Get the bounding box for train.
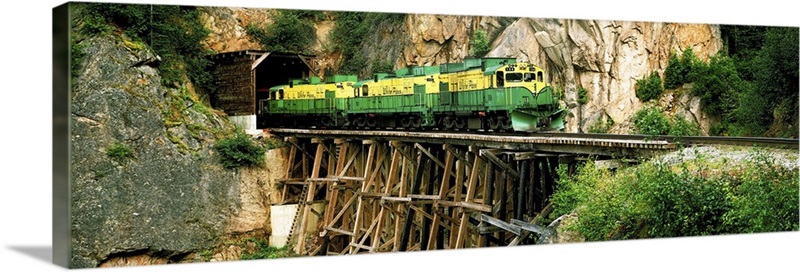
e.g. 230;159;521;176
257;57;566;132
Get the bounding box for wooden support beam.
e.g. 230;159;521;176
507;203;553;246
426;151;454;250
407;194;441;200
482;162;496;247
399;153;427;251
479;214;521;236
444;144;472;168
510;219;552;236
456;154;483;249
323;226;355;237
480;149;520;180
516;159;529;220
391;141;418;167
295;142;325;254
416;143;457;179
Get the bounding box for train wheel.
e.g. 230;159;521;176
488;116;499;131
367;117;377;128
401;117;411;129
444;116;454;130
501;117;513;132
454;117;467;131
412;117;422;130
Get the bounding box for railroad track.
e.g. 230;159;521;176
266;128;798;150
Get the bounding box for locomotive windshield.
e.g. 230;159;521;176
524;73;534;82
506;73;523;82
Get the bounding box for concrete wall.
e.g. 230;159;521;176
269;204;297;247
228;115;256;132
269;203;326;248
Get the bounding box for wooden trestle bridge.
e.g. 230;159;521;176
265;128;796;256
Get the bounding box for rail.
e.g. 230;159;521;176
265;129;798;156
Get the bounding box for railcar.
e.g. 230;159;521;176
259;57;566;132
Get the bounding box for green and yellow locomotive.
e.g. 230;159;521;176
260;57;566;132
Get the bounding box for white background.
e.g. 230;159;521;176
1;0;798;271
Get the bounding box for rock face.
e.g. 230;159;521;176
489;19;722;133
69;34;284;268
199;7;722;133
199;7;272;53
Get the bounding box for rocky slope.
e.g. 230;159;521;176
70;34;286;268
199;8;722;134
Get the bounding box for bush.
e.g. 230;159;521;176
247;10;315;54
632;105;670;136
688;54;740;116
240;238;294;260
587;115;614;133
470;29;490;57
215;132;267;169
76;3;216;90
577;86;589;105
330;11;406;76
668;116;701;137
106;142;133;160
663;53;682;89
722;151;799;232
550;149;799;242
635;71;664;102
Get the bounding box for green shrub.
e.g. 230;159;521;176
106;142;133;160
632;105;670;136
330;11;406;76
248;10;316;54
577;86;589;105
723;151;799;232
663;48;699;90
240;239;293;260
668;117;701;137
635;71;664;102
76;3;216;90
587;116;614;133
215;132;267;169
550;149;799;242
688;54;740;116
470;29;490;57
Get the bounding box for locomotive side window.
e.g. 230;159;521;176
354;88;359;97
279;89;284;100
496;71;504;87
538;71;544;82
270;91;276;100
363;85;369;96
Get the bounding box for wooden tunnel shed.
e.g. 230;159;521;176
209;50;316;130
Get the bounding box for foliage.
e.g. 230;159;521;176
587;115;614;133
722;150;800;232
247;10;316;54
750;27;799;138
469;29;491;57
632;105;670;136
330;11;406;75
665;26;798;138
240;239;294;260
75;3;216;90
214;131;267;169
668;116;702;137
106;142;133;161
688;54;740;117
632;106;701;137
577;86;589;105
550;149;799;242
635;71;663;102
